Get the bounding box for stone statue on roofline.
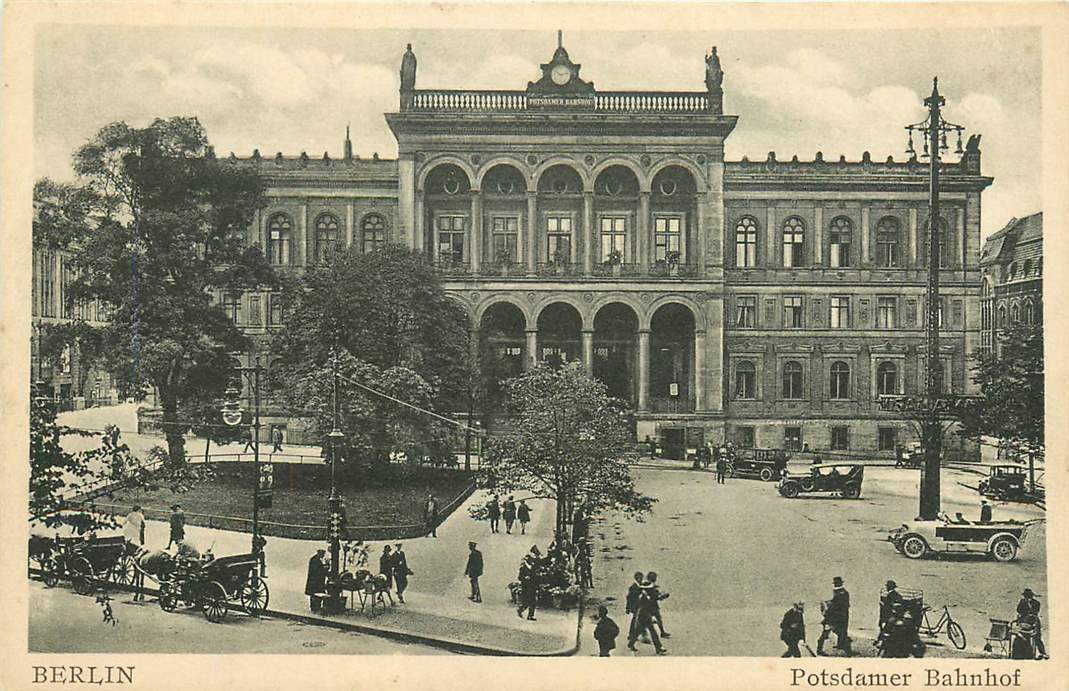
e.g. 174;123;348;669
705;46;723;92
400;43;417;92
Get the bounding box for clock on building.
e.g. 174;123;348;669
551;64;572;85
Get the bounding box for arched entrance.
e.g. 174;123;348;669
423;163;472;267
593;303;639;404
649;303;695;413
537;302;583;368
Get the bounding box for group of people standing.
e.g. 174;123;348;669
779;576;851;657
592;570;671;656
485;495;532;535
304;542;413;611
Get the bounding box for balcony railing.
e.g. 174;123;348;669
405;89;713;114
649;396;695;414
536;262;580;277
481;262;525;278
435;261;700;280
436;260;472;277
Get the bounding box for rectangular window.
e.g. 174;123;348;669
735;296;757;328
222;293;242;324
437;215;466;264
268;294;285;327
735;426;755;449
877;297;897;329
830;426;849;451
829;237;851;268
249;296;262;326
61;261;74;319
830;296;850;329
653;215;682;262
784;427;803;452
878;427;898;452
599;216;627;262
491;216;519;264
41;252;56;318
546;215;572;263
784;296;804;328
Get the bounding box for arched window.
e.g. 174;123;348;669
1009;262;1018;279
1011;303;1020;324
923;218;951;268
782;217;805;268
1023;301;1035;325
267;213;292;265
315;213;339;262
735;216;759;268
782;361;804;399
997;305;1007;329
876;361;899;396
875;217;900;268
829;361;851;400
735;361;756;399
361;214;387;253
829;216;852;268
1023;259;1033;276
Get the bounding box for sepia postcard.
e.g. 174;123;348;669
1;2;1067;690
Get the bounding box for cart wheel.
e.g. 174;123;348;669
990;537;1018;562
779;482;800;498
947;621;967;650
842;483;860;499
202;581;229;623
901;535;928;559
158;583;178;612
71;557;94;595
112;555;134;586
240;576;270;615
759;468;774;482
41;559;59;587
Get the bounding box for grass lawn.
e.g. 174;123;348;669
105;463;474;535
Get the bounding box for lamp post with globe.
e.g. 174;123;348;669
223;357;265;562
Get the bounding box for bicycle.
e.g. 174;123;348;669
918;604;967;650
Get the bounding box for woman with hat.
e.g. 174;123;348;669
166;504;185;549
1016;588;1047;658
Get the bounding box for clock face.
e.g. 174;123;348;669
551;65;572;86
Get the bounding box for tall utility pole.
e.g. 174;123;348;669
326;350;346;606
905;78;964;520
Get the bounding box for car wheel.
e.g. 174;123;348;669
779;482;800;498
759;468;774;482
842;483;860;499
901;535;928;559
990;537;1018;562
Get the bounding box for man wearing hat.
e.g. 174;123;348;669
464;541;483;603
392;543;412;603
980;499;993;523
879;580;904;629
305;548;328;611
166;504;185;549
1016;588;1047;658
817;576;851;656
516;552;540;620
780;601;806;657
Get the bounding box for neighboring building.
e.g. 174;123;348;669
979;212;1042;355
71;38;992;457
30;248;117;409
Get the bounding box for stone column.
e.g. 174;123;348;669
861;206;871;267
706;154;725;268
398;157;416;247
704;298;724;412
638;191;651;268
527;191;538;275
813;206;824;265
526;329;539;370
583;191;594;275
470;190;482;273
345;201;355;248
415;190;425;256
909;207;918;267
638;329;651;411
252;208;263;249
300;202;310;265
766;206;778;266
582;329;595;376
956;207;966;269
695;192;707;278
694;329;707;411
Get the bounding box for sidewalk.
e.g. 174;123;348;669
131;487;578;655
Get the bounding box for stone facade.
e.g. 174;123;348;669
979;212;1042;356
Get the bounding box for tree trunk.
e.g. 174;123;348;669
159;386;186;465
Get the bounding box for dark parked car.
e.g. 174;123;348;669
977;464;1028;501
727;449;789;481
778;463;865;499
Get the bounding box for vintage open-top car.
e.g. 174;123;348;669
887;515;1036;562
727;449;790;482
777;463;864;499
977;464;1028;501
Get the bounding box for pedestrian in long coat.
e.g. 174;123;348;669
516;554;540;620
424;494;439;538
817;576;851;655
624;571;645;643
627;584;667;654
1016;588;1047;658
502;496;517;534
517;500;532;535
594;605;620;657
780;601;806;657
305;549;328;612
487;496;501;534
392;543;412;603
715;454;727;484
166;504;185;549
464;541;483;602
379;545;394;591
271;427;284;453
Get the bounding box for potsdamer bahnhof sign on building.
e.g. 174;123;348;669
227;38;991;458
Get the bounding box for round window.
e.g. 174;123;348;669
443;176;461;195
496;179;515;195
659;179;678;196
552;179;569;194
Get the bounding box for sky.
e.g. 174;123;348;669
34;25;1041;238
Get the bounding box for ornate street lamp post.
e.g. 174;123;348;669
325;351;347;611
904;78;965;521
224;357;265;565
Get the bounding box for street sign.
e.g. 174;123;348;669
256;462;274;508
877;394;981;416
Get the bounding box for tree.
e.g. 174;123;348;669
272;244;473;467
959;322;1044;449
482;362;655;538
38;117;275;464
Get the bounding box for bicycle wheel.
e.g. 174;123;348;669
947;621;967;650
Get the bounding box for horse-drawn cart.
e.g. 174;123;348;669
154;553;269;623
30;533;133;595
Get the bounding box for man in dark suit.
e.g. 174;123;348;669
593;605;620;657
627;583;667;655
516;553;539;620
780;601;806;657
424;494;439;538
879;580;904;629
624;571;646;644
1016;588;1047;658
817;576;851;655
980;500;993;523
464;541;483;602
392;543;412;603
305;549;328;612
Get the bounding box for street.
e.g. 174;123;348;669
581;462;1047;657
28;580;444;655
